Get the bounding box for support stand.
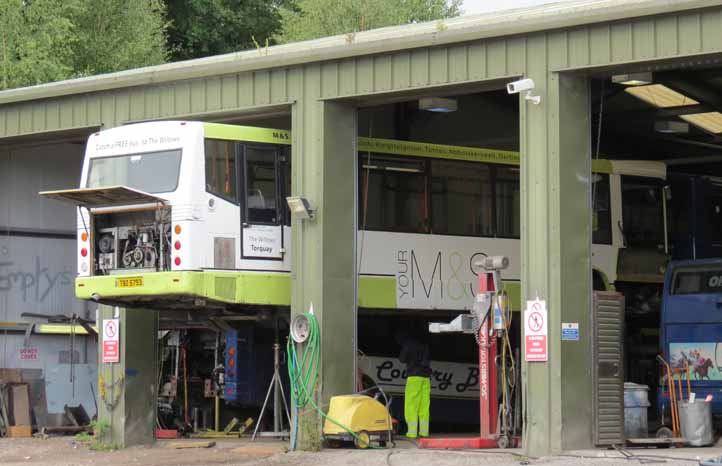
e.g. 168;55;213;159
251;342;291;440
421;257;518;449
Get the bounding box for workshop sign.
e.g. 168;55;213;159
102;319;120;363
524;299;548;362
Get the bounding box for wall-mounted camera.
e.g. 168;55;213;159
506;78;541;105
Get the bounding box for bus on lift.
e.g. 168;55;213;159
40;120;671;315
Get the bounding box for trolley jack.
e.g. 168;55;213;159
421;255;520;449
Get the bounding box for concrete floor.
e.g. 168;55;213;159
1;436;721;466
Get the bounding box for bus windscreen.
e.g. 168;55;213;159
87;149;182;194
672;268;722;294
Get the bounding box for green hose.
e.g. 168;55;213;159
287;312;383;449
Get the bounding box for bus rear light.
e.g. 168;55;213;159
174;257;181;266
81;248;88;257
174;225;181;234
81;232;88;242
174;241;181;250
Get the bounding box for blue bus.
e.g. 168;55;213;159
658;258;722;429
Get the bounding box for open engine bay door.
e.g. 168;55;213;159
39;186;167;208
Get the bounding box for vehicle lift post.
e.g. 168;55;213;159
419;256;510;449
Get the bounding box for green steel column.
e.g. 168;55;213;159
291;94;357;450
97;305;157;447
521;71;593;455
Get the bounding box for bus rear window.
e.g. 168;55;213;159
672;269;722;294
88;149;182;193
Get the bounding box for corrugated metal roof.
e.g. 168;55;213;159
0;0;716;105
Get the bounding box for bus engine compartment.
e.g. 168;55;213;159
91;207;172;275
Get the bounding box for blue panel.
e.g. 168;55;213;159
224;327;255;405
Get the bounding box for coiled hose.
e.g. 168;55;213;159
287;312;384;450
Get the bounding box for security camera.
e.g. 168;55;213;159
506;78;535;94
506;78;541;105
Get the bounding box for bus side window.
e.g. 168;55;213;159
244;145;279;225
205;139;238;203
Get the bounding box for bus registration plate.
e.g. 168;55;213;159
116;277;143;288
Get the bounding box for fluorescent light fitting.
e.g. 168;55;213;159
680;112;722;134
625;84;699;108
286;196;314;220
419;97;457;113
611;72;653;86
654;120;689;134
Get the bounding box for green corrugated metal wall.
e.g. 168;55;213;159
2;7;722;138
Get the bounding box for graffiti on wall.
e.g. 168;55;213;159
0;256;74;302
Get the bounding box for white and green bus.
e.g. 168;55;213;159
41;121;668;312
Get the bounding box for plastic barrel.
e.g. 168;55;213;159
624;383;650;439
679;401;713;446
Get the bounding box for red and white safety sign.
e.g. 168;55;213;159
102;319;120;363
524;299;548;362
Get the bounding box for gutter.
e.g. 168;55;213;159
0;0;718;105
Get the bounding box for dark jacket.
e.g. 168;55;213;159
399;337;431;378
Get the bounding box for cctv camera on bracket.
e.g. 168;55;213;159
506;78;541;105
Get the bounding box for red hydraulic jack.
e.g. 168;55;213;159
420;258;519;449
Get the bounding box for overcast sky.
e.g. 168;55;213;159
461;0;570;15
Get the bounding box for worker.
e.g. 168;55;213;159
397;325;431;439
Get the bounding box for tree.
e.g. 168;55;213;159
165;0;289;61
0;0;168;91
71;0;168;77
277;0;462;44
0;0;77;90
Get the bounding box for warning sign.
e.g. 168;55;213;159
102;319;120;363
524;299;548;362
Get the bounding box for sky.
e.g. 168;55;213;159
461;0;570;15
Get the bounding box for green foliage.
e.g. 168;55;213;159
75;420;114;450
71;0;168;77
276;0;462;44
0;0;168;90
165;0;289;61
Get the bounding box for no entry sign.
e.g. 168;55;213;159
524;299;548;362
102;319;120;363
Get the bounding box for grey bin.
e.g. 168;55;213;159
679;400;714;446
624;383;650;439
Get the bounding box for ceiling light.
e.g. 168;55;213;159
419;97;457;113
625;84;699;108
680;112;722;134
654;120;689;134
611;72;653;86
286;196;314;220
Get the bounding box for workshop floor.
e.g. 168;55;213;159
1;436;722;466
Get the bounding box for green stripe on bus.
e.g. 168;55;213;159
358;276;397;308
203;123;291;145
357;137;613;174
76;272;524;311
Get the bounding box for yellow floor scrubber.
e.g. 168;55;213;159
323;394;394;448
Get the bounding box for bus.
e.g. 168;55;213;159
41;120;671;313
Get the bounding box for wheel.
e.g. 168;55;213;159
354;431;371;449
497;435;510;449
656;426;674;439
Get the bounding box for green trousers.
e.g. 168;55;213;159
404;376;430;438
